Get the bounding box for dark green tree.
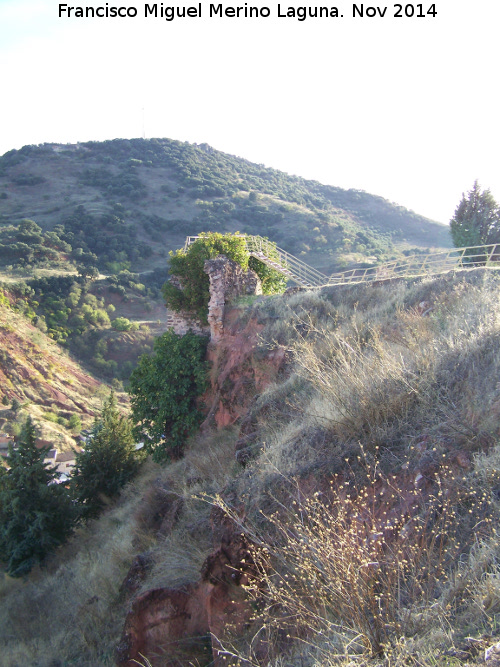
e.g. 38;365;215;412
450;181;500;248
71;393;140;518
0;417;76;577
128;330;208;461
77;264;100;280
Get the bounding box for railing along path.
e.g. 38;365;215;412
184;236;500;288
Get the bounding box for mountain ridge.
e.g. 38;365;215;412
0;137;451;276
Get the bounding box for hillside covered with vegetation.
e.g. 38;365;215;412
0;137;452;406
0;267;169;386
0;289;107;449
4;139;491;667
0;138;450;278
1;267;499;666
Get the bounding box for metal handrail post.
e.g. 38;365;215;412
487;244;497;266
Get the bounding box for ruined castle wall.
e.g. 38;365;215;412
168;255;262;342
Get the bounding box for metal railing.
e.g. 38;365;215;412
327;244;500;286
183;237;500;289
184;235;329;287
245;235;328;287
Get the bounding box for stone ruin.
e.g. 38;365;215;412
167;255;262;342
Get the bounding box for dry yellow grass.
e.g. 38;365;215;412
2;269;500;666
205;269;500;665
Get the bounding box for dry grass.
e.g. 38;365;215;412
210;444;499;663
0;425;241;665
205;270;500;665
2;269;500;666
238;272;500;485
0;460;159;665
134;428;240;594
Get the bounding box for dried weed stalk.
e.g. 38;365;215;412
211;448;498;662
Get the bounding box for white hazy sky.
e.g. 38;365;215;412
0;0;499;223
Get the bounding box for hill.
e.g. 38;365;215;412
0;270;176;449
0;294;104;449
1;268;499;666
0;138;451;277
0;269;170;377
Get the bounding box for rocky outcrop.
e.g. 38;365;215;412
203;318;287;429
116;584;212;666
119;553;155;599
116;528;255;667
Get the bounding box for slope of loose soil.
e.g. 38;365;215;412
0;300;107;448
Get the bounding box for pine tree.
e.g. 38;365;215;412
0;417;76;577
71;393;139;518
450;180;500;248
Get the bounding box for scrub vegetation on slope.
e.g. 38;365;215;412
0;138;451;278
1;270;500;666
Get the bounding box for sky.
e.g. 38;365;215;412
0;0;499;224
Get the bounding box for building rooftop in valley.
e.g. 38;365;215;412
57;451;76;463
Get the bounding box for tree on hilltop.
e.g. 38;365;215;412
450;181;500;248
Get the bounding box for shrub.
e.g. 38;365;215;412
213;448;498;661
67;414;82;433
111;316;133;331
0;288;10;307
128;329;208;461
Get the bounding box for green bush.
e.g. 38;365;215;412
111;316;133;331
128;329;208;461
68;414;82;433
0;288;10;307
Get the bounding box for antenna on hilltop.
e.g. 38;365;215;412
141;107;146;139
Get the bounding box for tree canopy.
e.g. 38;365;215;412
450;181;500;248
71;393;140;518
128;329;208;461
0;417;76;577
